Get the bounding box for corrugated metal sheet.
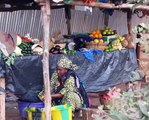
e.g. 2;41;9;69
0;10;43;39
0;8;149;39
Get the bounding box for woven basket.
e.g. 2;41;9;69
86;43;106;50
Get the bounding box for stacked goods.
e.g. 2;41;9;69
89;29;102;39
102;27;116;44
86;41;106;50
18;39;33;56
104;35;128;52
17;35;43;56
101;27;115;36
87;29;106;50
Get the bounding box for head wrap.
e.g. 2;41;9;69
57;55;78;70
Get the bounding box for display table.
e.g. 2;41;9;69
5;48;141;101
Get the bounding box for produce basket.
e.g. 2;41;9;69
86;42;106;50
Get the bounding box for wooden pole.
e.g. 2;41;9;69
126;10;135;48
104;13;109;27
127;10;132;36
41;0;51;120
65;5;71;35
0;78;5;120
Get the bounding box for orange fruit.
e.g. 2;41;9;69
94;34;99;38
98;34;102;38
99;39;104;44
94;39;99;43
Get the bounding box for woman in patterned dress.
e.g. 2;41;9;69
50;55;84;111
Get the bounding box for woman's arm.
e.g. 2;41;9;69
51;93;63;98
50;71;59;93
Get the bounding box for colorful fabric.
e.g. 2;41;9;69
38;56;88;111
57;55;78;70
50;72;83;111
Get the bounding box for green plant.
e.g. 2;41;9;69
94;86;149;120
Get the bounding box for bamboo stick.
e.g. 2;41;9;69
0;77;5;120
41;0;51;120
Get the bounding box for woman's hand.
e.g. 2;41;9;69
51;93;63;98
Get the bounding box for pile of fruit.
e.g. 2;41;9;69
101;27;115;36
89;29;102;39
90;39;104;44
104;35;127;52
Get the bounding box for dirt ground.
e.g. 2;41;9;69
6;80;147;120
6;101;21;120
6;101;82;120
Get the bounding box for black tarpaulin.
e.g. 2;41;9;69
5;48;141;102
0;52;6;78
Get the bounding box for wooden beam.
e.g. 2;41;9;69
41;0;51;120
66;1;149;11
0;77;5;120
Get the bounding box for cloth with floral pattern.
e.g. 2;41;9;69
57;55;78;70
50;71;83;111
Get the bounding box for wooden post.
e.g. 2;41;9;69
65;5;71;35
41;0;51;120
126;10;135;48
0;77;5;120
104;13;109;27
127;10;132;36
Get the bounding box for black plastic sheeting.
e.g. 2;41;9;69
5;48;140;102
0;55;6;78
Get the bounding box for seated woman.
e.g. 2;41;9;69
39;55;89;111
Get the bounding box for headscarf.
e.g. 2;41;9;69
57;55;78;70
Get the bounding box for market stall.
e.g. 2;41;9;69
0;0;149;120
5;48;139;101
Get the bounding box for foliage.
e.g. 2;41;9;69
6;53;17;66
93;86;149;120
133;23;149;53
